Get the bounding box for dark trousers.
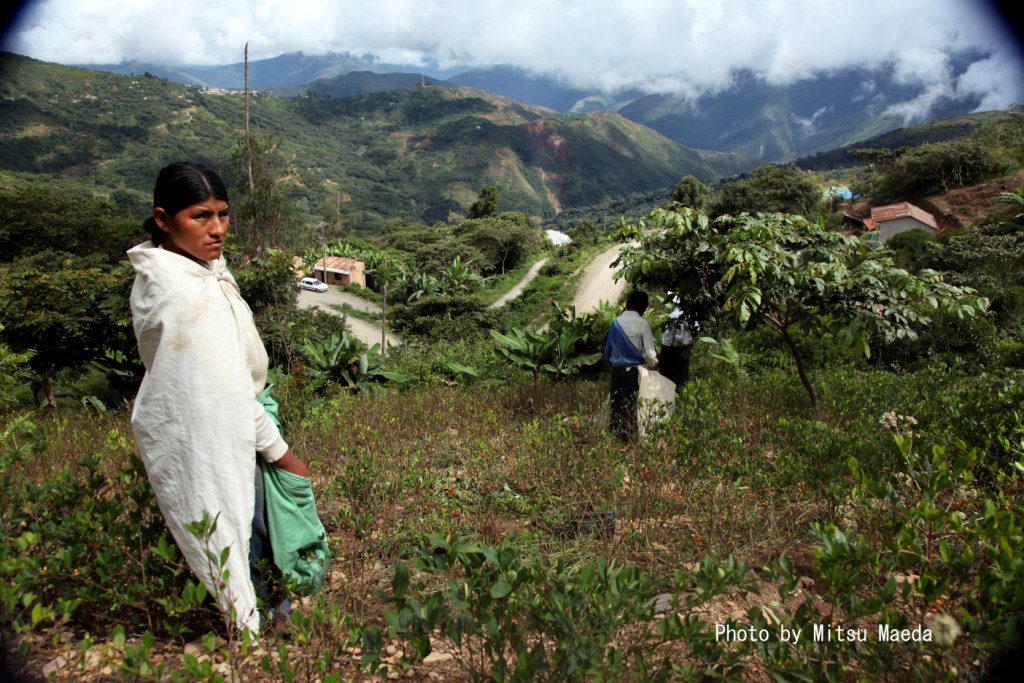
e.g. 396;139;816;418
658;345;692;388
609;366;640;442
250;459;273;586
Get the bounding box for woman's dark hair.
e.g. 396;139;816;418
143;162;229;245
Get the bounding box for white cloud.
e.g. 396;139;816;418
3;0;1022;103
956;50;1024;111
793;106;834;133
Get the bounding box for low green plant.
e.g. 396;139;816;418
300;332;414;393
372;535;752;681
491;325;602;385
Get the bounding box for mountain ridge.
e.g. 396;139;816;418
0;52;749;231
66;50;1009;163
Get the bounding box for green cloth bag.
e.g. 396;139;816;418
257;386;330;594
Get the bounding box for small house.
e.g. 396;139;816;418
312;256;366;288
870;202;938;243
841;212;877;238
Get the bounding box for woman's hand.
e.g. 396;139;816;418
273;449;309;477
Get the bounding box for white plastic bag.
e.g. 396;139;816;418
637;368;676;440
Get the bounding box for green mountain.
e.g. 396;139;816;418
796;110;1020;170
0;52;751;229
617;64;991;164
74;51;391;89
265;71;451;98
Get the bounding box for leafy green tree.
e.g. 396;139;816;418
670;175;710;209
232;249;304;367
875;140;1004;202
567;219;600;246
711;165;822;218
468;185;499;219
0;253;133;410
0;323;34;410
927;221;1024;333
388;294;502;342
885;229;937;273
614;208;989;406
230;133;301;254
849;148;905;197
317;193;350;240
0;184;137;264
459;213;541;275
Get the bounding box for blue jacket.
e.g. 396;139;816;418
604;318;646;367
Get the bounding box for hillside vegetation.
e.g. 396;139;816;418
0;52;747;231
1;55;1024;681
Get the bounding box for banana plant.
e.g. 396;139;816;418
490;328;552;385
404;270;442;302
543;328;603;379
491;326;603;384
441;255;484;294
300;332;414;392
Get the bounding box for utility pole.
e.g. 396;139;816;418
381;283;388;353
244;43;254;193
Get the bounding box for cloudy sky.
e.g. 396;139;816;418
3;0;1023;110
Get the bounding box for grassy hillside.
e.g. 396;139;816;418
798;110;1021;171
0;52;749;232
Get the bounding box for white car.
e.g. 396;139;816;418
299;277;328;293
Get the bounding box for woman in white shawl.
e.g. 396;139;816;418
128;162;309;635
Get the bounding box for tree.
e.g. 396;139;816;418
875;140;1004;202
670;175;710;210
468;185;499;219
230;133;301;254
711;165;822;218
568;219;600;246
613;208;989;407
0;253;133;410
0;184;137;264
926;219;1024;333
885;229;937;273
460;213;541;275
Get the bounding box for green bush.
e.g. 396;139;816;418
371;535;751;681
0;418;214;639
389;294;506;342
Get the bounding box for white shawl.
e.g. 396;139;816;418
128;242;285;634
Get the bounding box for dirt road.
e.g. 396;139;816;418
490;258;548;308
571;243;633;314
297;288;402;349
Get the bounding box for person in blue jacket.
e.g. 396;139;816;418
604;290;658;442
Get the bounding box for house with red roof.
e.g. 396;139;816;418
869;202;939;242
312;256;366;287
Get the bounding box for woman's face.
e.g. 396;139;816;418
154;198;229;263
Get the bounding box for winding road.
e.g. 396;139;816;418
570;242;633;314
296;243;630;347
490;258;548;308
296;288;402;349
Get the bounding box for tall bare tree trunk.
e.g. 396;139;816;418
245;43;254;193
